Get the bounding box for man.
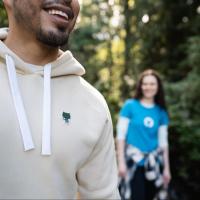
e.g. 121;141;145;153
0;0;120;199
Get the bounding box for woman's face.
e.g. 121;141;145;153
141;75;158;100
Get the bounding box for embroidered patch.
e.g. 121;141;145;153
62;112;71;123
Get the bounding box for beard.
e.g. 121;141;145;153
36;27;69;47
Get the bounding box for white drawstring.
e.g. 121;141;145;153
6;55;52;155
6;55;35;151
42;64;52;155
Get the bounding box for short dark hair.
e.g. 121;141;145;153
134;69;167;110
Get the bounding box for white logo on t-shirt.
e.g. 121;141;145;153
144;117;154;128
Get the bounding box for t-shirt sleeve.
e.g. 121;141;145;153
160;109;169;126
119;100;132;119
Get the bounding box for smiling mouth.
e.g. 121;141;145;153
48;9;69;20
43;3;74;22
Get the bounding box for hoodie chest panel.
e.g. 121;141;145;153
0;71;79;196
0;70;104;173
50;77;105;167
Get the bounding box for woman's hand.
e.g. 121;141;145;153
163;167;171;187
118;160;127;178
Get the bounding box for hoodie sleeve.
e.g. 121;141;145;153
77;112;120;199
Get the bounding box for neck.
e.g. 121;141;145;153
140;97;155;105
4;28;61;66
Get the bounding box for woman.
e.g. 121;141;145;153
117;69;171;200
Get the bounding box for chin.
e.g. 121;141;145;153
144;95;155;99
37;27;70;47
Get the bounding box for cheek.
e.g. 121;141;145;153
20;1;38;17
15;2;39;24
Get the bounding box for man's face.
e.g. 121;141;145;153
12;0;80;47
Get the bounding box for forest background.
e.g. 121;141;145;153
0;0;200;199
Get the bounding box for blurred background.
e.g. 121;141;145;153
0;0;200;199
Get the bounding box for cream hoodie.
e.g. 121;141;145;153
0;28;120;199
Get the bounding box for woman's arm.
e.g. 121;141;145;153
162;146;171;187
116;117;130;177
117;139;127;177
158;125;171;186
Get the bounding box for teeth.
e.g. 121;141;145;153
48;9;69;20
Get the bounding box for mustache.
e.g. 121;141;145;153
43;0;72;5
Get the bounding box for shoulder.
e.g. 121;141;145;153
156;105;169;124
79;77;106;103
119;98;138;117
78;77;110;117
124;98;137;106
122;98;138;109
157;105;168;116
62;75;106;103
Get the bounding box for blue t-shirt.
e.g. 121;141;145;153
120;99;169;152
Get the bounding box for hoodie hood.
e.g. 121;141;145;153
0;28;85;156
0;28;85;77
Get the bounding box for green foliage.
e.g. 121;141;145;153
0;1;8;27
185;36;200;72
164;32;200;198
